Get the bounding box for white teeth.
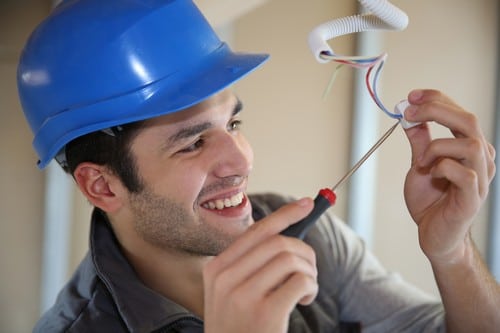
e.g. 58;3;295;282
215;200;225;210
230;195;240;206
203;192;244;210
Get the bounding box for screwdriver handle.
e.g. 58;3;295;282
281;188;336;239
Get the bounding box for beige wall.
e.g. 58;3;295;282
0;0;497;331
235;0;498;299
0;2;50;332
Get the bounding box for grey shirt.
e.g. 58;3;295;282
33;193;445;332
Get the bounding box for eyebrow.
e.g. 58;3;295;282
166;98;244;147
233;99;243;116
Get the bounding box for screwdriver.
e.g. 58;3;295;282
281;120;400;239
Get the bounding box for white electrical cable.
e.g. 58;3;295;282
308;0;408;63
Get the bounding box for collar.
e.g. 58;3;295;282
89;209;201;333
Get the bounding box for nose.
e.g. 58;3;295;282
213;132;253;179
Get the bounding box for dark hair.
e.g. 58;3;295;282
62;122;145;193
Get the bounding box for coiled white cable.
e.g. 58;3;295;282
308;0;408;63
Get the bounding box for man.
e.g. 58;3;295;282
18;0;499;332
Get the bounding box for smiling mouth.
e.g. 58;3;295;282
202;192;244;210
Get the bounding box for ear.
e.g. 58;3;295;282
73;162;125;213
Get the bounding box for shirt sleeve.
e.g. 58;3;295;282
309;212;446;333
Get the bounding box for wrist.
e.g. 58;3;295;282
428;233;475;272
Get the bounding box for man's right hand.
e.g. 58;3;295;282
203;198;318;333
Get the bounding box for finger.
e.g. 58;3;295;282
234;250;317;305
484;142;496;182
487;141;496;162
207;236;316;300
204;198;314;284
267;272;319;316
430;158;481;217
405;89;493;187
403;121;432;165
406;90;482;139
408;89;460;108
419;137;489;197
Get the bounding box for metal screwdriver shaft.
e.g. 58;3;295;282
331;120;400;192
282;120;400;239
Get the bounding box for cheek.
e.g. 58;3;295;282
162;164;208;203
137;155;207;206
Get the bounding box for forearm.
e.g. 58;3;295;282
431;235;500;332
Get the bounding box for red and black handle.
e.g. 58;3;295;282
280;188;336;239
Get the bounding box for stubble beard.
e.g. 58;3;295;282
129;186;251;257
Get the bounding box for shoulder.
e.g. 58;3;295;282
33;254;127;333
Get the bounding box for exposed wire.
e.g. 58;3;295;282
320;51;402;119
308;0;408;120
322;64;345;100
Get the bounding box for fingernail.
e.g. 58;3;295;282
410;89;423;101
297;197;311;206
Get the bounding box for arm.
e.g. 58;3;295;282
432;237;500;332
402;89;500;332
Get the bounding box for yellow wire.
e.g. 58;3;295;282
322;63;344;100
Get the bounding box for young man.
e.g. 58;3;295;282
18;0;499;332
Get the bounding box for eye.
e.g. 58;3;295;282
228;119;242;132
178;137;205;153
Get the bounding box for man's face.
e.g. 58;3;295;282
125;89;255;257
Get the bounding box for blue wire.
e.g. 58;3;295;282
371;60;402;119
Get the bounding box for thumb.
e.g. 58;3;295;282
401;90;434;164
403;120;432;165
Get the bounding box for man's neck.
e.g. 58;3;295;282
116;229;210;318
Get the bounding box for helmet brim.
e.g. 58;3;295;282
34;44;269;168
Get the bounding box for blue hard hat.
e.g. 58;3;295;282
17;0;269;168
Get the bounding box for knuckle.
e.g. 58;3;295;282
274;237;317;267
463;112;479;129
295;272;318;291
278;251;302;268
426;139;442;155
488;142;496;159
463;169;478;185
272;235;292;250
465;137;483;154
303;244;317;266
489;160;496;179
